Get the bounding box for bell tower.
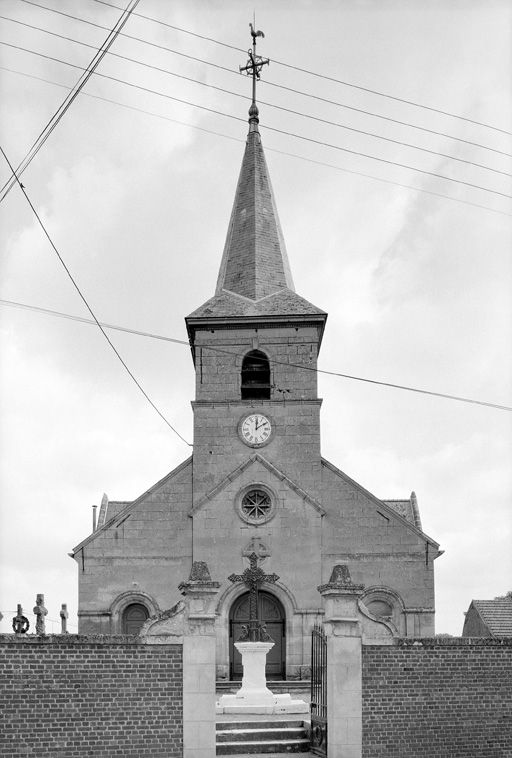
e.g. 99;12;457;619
186;89;327;509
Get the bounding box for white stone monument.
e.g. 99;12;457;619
216;554;308;715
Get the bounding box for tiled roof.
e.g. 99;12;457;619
187;287;326;320
472;599;512;637
383;492;422;529
97;497;130;528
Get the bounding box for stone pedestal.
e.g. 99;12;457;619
235;641;275;703
216;641;308;715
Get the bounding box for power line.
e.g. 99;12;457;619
92;0;512;137
2;14;509;180
3;64;510;219
2;298;511;413
0;0;141;203
0;147;192;446
14;0;512;159
2;43;510;201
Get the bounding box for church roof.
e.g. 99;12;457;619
384;492;422;530
469;598;512;637
187;116;325;323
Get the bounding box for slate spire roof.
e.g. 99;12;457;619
187;110;325;322
215;124;294;301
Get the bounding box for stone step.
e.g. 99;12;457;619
216;739;310;755
217;721;306;731
216;719;310;755
217;680;310;694
217;727;307;743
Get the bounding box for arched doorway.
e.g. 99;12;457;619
122;603;149;634
229;591;285;680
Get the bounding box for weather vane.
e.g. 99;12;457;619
240;19;269;128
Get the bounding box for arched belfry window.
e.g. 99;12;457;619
241;350;270;399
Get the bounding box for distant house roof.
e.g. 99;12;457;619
467;598;512;637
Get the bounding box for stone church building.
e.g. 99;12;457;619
72;101;441;680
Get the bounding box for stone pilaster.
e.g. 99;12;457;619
179;562;221;758
318;564;365;758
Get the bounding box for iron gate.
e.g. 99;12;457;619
310;623;327;756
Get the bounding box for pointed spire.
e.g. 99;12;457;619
214;24;294;300
187;26;326;327
215;128;295;301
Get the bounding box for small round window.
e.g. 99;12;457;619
238;488;275;525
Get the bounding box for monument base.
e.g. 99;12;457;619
216;691;309;715
216;641;309;715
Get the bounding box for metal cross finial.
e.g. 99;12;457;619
228;552;279;641
240;22;269;130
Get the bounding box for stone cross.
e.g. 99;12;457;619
12;604;29;634
60;603;69;634
228;552;279;642
33;594;48;635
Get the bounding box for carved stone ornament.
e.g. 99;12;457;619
12;604;29;634
33;593;48;635
317;564;365;594
188;561;212;582
242;536;271;562
178;561;221;594
60;603;69;634
138;600;187;639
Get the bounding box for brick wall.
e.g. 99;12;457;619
362;637;512;758
0;635;182;758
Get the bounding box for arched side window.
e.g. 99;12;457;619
122;603;149;635
241;350;270;399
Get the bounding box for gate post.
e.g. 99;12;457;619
318;565;365;758
179;562;221;758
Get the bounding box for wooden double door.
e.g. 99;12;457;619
229;591;285;680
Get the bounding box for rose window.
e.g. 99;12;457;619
240;489;273;524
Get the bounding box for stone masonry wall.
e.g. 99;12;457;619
76;458;193;634
0;635;182;758
362;638;512;758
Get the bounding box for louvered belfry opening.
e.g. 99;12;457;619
241;350;271;399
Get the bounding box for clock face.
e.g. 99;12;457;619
240;413;272;447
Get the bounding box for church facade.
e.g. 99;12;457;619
72;101;441;680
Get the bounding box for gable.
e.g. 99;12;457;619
321;457;439;551
71;456;193;556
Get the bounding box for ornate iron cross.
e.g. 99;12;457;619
228;552;279;642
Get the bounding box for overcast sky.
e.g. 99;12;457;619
0;0;511;636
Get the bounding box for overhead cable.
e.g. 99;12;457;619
91;0;512;136
1;15;509;179
2;298;511;413
2;42;510;201
0;0;142;203
3;65;510;218
0;147;192;446
13;0;512;159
